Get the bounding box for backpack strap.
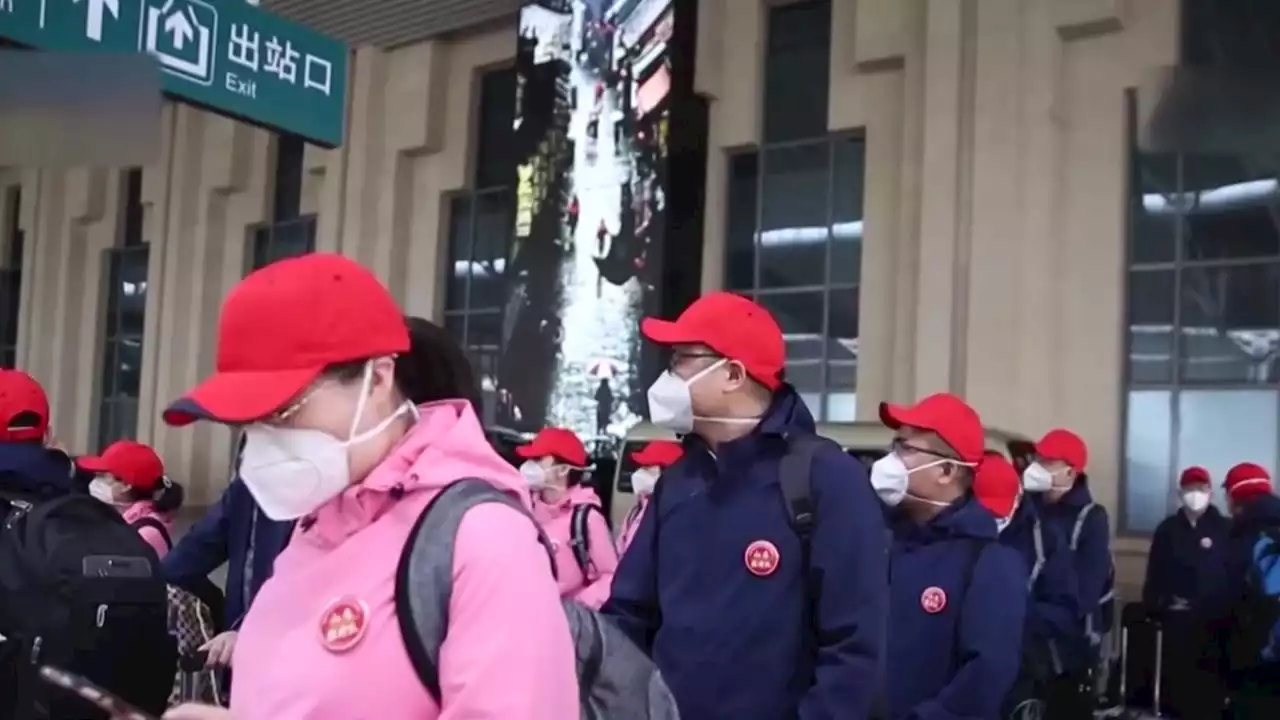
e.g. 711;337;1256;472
396;479;555;701
131;517;172;551
569;504;606;577
1069;503;1095;552
1028;518;1046;591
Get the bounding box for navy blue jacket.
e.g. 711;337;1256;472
1143;505;1230;615
1000;500;1082;656
1036;483;1111;642
602;388;889;720
887;497;1026;720
0;442;92;497
161;477;293;628
1207;495;1280;649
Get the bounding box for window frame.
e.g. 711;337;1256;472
1119;89;1280;534
0;185;22;367
97;168;149;448
244;134;316;273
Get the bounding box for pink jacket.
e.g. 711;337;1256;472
614;494;650;558
120;501;173;559
531;485;618;609
230;401;579;720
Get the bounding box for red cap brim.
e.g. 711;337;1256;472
75;456;111;473
514;444;542;459
879;401;918;429
163;366;324;426
641;317;700;345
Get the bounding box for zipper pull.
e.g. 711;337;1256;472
30;636;42;664
96;604;107;628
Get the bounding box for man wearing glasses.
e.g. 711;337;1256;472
604;292;889;720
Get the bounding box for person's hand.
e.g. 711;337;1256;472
162;704;233;719
200;630;238;667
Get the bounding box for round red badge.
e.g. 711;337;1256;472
319;597;370;653
920;586;947;614
1201;536;1213;549
744;540;781;577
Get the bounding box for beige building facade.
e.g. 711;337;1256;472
0;0;1182;586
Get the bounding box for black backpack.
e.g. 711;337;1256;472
396;479;680;719
0;489;177;719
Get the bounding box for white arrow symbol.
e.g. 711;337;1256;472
163;7;195;50
73;0;119;42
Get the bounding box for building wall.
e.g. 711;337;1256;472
7;0;1180;587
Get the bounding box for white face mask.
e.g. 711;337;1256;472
1022;462;1059;493
239;361;414;521
521;461;548;489
89;476;121;504
646;358;759;434
1181;489;1211;513
631;467;659;496
869;453;956;507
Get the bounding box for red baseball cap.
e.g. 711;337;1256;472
1179;466;1211;489
516;427;589;467
879;393;985;464
1224;462;1272;500
0;369;50;442
630;440;684;468
164;253;411;426
640;292;785;390
1035;429;1088;473
77;440;166;491
974;451;1020;518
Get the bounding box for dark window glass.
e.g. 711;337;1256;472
1130;152;1178;264
273;134;306;221
757;289;825;407
758;141;829;288
724;152;759;291
825;285;859;421
1128;269;1176;384
830;137;865;285
1;185;20;366
446;195;473;311
763;0;832;144
476;69;517;190
122;169;144;246
470;189;513;311
248;215;316;272
1178;262;1280;384
99;243;149;446
1181;154;1280;262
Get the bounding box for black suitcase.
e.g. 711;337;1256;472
1117;604;1166;718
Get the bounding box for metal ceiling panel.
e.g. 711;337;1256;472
263;0;521;48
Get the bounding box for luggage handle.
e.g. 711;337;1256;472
179;650;209;673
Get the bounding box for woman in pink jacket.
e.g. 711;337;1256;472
78;439;183;558
518;427;618;609
615;440;683;557
160;253;577;720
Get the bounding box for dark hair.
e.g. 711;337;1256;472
127;477;184;513
325;316;481;408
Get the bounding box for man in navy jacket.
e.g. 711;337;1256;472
161;439;293;656
603;292;889;720
872;393;1027;719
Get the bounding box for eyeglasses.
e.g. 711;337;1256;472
891;438;958;462
665;351;721;372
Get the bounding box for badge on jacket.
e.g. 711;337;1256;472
744;540;781;577
920;586;947;614
319;596;370;653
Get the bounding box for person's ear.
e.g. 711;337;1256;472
722;361;749;393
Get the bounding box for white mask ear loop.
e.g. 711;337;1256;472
346;361;376;440
687;358;763;425
344;359;415;446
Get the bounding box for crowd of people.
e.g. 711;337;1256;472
0;252;1279;719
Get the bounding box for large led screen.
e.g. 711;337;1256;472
498;0;674;449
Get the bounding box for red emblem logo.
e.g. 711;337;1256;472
1200;536;1213;549
921;586;947;614
319;597;370;653
744;540;781;577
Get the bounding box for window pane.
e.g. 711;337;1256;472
443;312;466;344
1128;269;1175;384
1177;389;1279;517
107;398;138;445
272;135;305;222
117;338;142;397
1182;154;1280;261
763;0;832;143
467;310;503;366
476;69;517;190
830;137;864;285
1178;262;1280;384
0;268;20;349
99;341;116;398
471;190;512;311
1124;389;1172;533
757;290;824;409
1130;152;1178;264
759;142;829;288
826;286;858;422
118;250;148;336
250;226;272;272
122;169;144;246
446;195;473;312
259;218;314;268
724;152;759;291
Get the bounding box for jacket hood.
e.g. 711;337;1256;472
0;443;80;496
895;495;999;546
537;483;601;514
568;484;601;507
1232;492;1280;536
305;400;528;546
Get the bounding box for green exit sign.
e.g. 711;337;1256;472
0;0;348;147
